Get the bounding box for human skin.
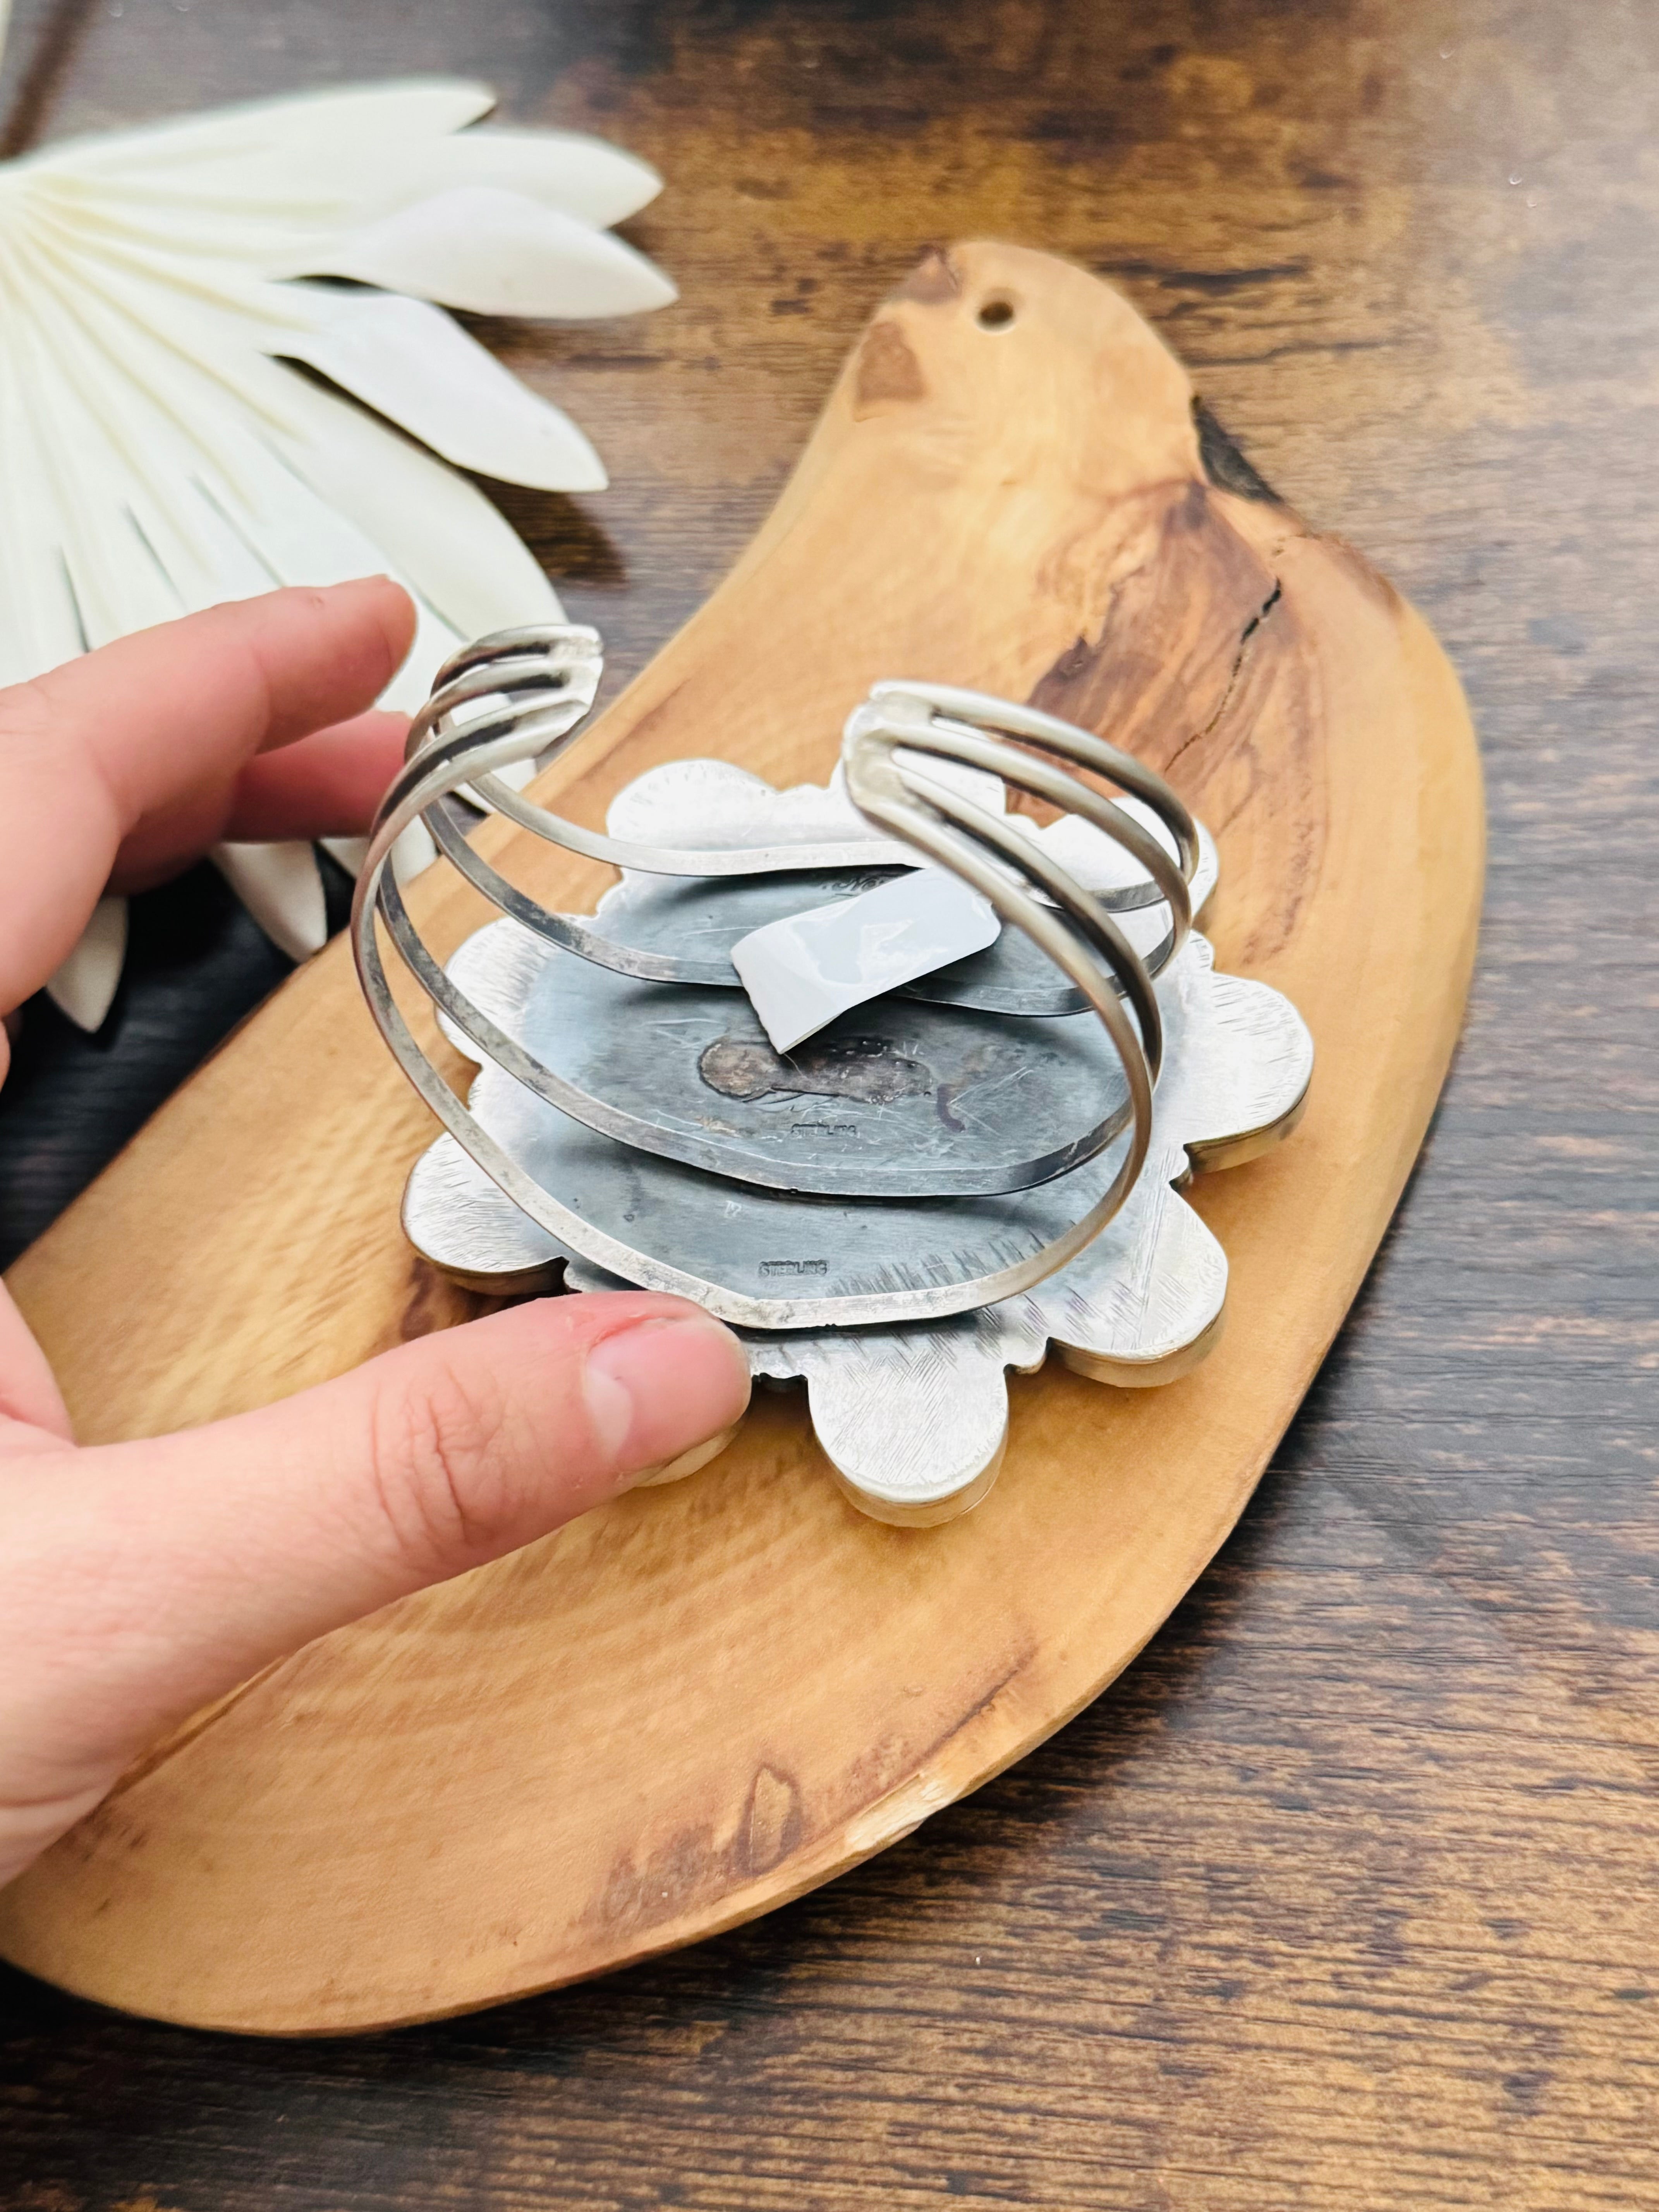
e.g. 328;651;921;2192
0;579;750;1888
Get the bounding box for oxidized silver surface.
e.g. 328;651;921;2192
359;626;1312;1522
433;938;1135;1200
405;768;1312;1524
355;630;1204;1329
522;773;1219;1019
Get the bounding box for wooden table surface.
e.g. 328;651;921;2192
1;0;1655;2205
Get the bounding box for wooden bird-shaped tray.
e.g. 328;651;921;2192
0;243;1483;2033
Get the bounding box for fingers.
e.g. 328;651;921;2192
110;711;409;890
34;576;414;789
0;1293;750;1874
223;712;409;845
0;1286;72;1439
0;581;415;1013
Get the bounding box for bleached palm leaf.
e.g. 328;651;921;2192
0;60;672;1026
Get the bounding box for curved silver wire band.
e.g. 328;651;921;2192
352;629;1192;1328
405;631;1197;1005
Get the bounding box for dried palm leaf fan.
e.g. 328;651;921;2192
0;14;674;1020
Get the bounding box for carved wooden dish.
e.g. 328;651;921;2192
0;242;1483;2034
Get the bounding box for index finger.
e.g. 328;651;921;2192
0;580;415;1016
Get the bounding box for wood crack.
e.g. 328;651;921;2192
1161;575;1284;779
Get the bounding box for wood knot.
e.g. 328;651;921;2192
744;1764;803;1874
896;246;961;303
853;319;927;416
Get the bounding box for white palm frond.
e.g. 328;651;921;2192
0;65;673;1027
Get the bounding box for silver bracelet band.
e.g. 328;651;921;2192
352;627;1198;1329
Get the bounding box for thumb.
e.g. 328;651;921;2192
0;1293;750;1881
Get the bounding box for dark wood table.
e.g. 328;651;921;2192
2;0;1655;2204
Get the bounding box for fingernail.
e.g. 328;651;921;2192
583;1313;752;1481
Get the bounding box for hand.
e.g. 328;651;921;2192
0;582;751;1890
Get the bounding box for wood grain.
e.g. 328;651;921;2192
0;234;1480;2033
1;0;1655;2203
